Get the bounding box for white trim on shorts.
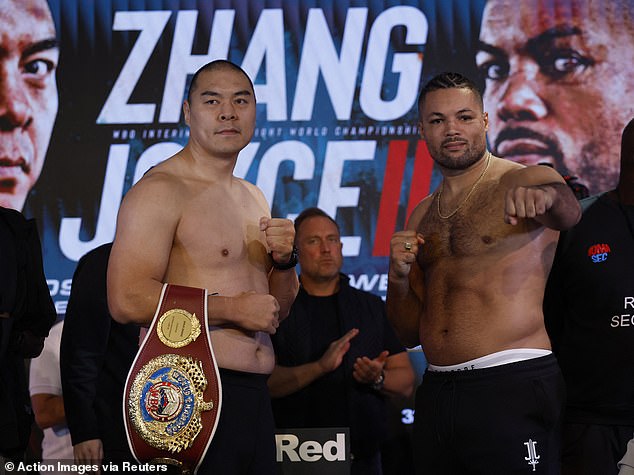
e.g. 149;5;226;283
427;348;552;372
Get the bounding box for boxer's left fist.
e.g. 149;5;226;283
260;217;295;263
504;185;554;225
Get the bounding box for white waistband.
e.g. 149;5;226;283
427;348;552;372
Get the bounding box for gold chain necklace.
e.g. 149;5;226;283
436;152;492;219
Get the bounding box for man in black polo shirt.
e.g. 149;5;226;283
269;207;414;475
545;117;634;474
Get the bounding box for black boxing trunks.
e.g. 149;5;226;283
413;353;564;474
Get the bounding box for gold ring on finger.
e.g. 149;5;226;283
404;242;412;251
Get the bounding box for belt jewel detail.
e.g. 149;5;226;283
128;354;214;453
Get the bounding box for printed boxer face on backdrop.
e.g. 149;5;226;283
477;0;634;195
0;0;58;210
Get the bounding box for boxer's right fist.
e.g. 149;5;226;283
389;231;424;279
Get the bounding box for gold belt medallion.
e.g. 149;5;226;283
156;308;201;349
128;354;214;453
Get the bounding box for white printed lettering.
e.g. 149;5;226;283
242;9;287;121
133;142;183;184
317;140;375;253
350;273;380;291
59;145;128;260
98;11;172;124
276;433;346;462
322;434;346;461
360;6;427;120
401;408;415;425
159;10;235;123
291;8;366;120
611;314;633;327
255;141;315;207
379;273;388;291
299;440;322;462
276;434;300;462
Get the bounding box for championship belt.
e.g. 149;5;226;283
123;284;222;474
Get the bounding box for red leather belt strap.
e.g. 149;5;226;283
123;284;222;474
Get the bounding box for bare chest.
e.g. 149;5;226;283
417;186;514;266
168;186;269;280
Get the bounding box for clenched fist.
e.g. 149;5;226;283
231;291;281;334
389;230;424;280
260;217;295;264
504;185;554;225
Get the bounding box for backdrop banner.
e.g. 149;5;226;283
32;0;490;313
